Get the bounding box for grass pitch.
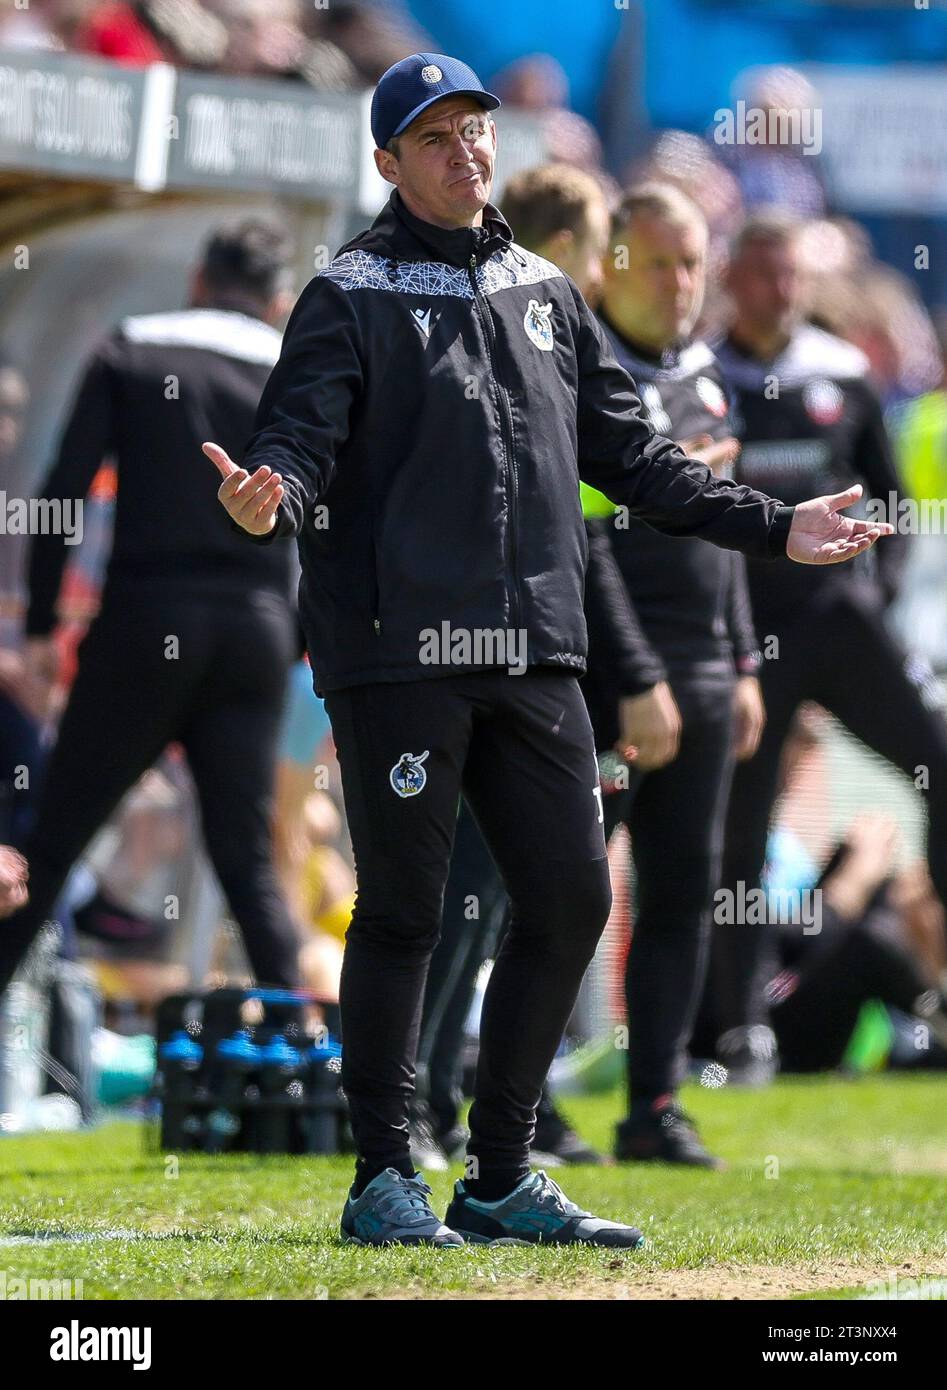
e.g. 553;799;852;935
1;1074;945;1300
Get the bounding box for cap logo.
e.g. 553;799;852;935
420;64;443;84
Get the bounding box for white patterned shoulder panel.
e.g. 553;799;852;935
319;246;563;300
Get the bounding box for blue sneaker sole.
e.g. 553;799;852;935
340;1231;464;1248
454;1228;648;1249
454;1232;531;1246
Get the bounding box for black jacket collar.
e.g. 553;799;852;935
599;308;684;370
341;188;513;270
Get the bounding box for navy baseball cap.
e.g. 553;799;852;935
371;52;501;150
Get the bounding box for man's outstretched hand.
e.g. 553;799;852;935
787;484;893;565
203;442;284;536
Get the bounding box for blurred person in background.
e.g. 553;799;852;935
695;704;947;1074
499;163;611;309
0;359;51;850
295;790;351;1003
0;356;31;595
580;181;764;1167
711;212;947;1083
629;130;745;253
626;132;744;339
309;0;433;85
492;54;605;173
0;0;95;53
0;637;53;847
73;0;191;65
203;0;356;88
891;311;947;510
765;815;947;1075
714;66;827;220
885;311;947;672
210;0;306;76
272;652;334;910
0;219;304;999
802;219;942;410
65;767;190;1008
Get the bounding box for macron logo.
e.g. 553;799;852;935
50;1321;151;1370
411;306;435;339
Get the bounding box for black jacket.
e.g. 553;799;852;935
580;324;764;751
27;307;295;638
240;190;794;694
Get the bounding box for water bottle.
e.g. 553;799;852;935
157;1031;203;1150
302;1037;343;1155
206;1031;261;1154
255;1033;302;1153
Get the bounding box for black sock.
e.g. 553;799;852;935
464;1166;530;1202
352;1156;415;1198
628;1092;675;1119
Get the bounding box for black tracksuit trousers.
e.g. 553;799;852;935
0;587;301;995
322;668;611;1176
418;678;736;1130
417;796;509;1137
603;680;736;1106
712;582;947;1036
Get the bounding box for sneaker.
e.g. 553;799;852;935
340;1168;464;1247
615;1098;725;1169
444;1169;645;1248
531;1100;609;1167
408;1099;449;1172
717;1024;778;1087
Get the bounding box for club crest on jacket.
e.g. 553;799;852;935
524;299;554;351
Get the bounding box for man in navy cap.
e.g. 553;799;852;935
204;53;889;1247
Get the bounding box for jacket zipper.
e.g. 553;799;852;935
468;251;522;634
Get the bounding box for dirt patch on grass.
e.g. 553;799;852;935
386;1259;947;1301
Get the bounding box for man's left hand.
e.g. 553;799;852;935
732;675;765;762
787;484;893;565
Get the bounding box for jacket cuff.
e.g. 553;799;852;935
615;659;668;699
766;504;795;558
227;510;282;545
735;651;762;676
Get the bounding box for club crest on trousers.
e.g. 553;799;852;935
390;749;430;797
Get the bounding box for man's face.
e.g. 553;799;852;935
727;237;805;338
603;212;707;346
375;97;497;229
551;199;610;305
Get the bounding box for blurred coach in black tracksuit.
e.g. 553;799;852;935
0;220;303;995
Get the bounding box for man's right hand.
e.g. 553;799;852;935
203;442;285;536
616;681;682;771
